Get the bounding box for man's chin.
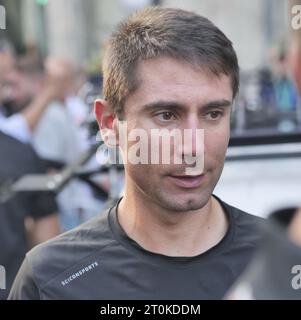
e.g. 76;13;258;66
158;192;211;212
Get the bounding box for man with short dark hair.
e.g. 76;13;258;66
9;7;264;300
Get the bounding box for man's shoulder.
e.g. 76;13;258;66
27;208;114;287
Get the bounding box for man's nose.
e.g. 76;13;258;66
176;116;205;159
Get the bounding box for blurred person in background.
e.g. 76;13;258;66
1;46;104;231
0;40;71;143
273;48;298;114
0;40;65;300
32;57;83;163
31;57;106;231
0;130;61;300
272;46;299;132
66;67;90;129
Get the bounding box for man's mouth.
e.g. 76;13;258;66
167;174;205;189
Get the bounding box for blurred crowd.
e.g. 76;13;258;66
232;46;301;135
0;38;109;227
0;38;112;298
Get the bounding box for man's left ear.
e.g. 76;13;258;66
94;99;118;147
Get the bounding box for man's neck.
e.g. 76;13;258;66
117;190;229;257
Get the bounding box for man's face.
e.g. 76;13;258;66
117;57;233;212
1;69;35;111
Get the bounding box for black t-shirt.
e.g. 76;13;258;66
0;132;58;299
8;196;264;300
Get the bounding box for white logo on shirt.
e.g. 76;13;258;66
61;261;99;286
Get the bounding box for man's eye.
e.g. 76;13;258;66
205;111;223;120
156;111;176;121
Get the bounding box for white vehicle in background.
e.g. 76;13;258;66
216;133;301;218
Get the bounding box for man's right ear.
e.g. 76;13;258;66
94;99;117;147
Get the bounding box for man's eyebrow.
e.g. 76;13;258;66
141;99;232;112
202;99;232;111
141;101;185;112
